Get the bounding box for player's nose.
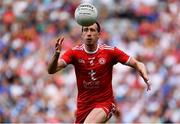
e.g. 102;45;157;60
87;31;91;36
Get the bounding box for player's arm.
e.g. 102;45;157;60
126;57;151;91
47;37;66;74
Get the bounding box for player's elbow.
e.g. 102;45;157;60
130;58;144;70
48;71;55;74
47;70;54;74
127;57;141;68
47;68;56;74
136;61;145;71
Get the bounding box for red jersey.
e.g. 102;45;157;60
61;44;130;110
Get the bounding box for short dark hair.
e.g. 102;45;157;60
82;21;101;32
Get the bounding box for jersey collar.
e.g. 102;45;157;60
83;44;99;54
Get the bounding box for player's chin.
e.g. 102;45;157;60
85;40;94;45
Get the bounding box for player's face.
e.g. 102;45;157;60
81;23;100;45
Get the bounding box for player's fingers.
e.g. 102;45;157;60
147;85;149;91
55;37;64;45
55;37;64;47
149;85;151;90
147;83;151;91
114;108;121;118
56;37;61;44
147;87;149;91
59;37;64;45
55;37;60;47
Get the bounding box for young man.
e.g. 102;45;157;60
47;22;151;123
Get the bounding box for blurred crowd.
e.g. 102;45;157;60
0;0;180;123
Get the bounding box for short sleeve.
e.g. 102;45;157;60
60;49;74;65
113;47;130;64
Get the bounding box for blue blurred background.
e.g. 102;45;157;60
0;0;179;123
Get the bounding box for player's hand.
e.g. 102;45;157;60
145;80;151;91
114;107;121;119
55;36;64;53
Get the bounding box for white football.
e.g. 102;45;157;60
74;3;98;26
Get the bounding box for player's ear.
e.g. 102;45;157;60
97;31;100;38
81;27;84;37
81;32;84;39
81;26;84;32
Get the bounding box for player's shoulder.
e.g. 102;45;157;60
99;44;114;51
72;44;84;51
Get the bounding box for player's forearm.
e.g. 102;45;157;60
128;57;149;83
135;62;149;83
47;52;60;74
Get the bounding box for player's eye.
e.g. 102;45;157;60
90;28;96;32
83;28;96;33
83;28;89;32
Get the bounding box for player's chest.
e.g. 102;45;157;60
74;53;111;69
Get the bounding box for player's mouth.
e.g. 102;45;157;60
87;38;92;41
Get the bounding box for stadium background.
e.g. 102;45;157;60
0;0;179;123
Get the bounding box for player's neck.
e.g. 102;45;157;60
84;43;98;53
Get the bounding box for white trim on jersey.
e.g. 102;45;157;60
103;47;114;50
59;58;67;66
125;56;131;65
83;44;99;54
99;44;114;50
